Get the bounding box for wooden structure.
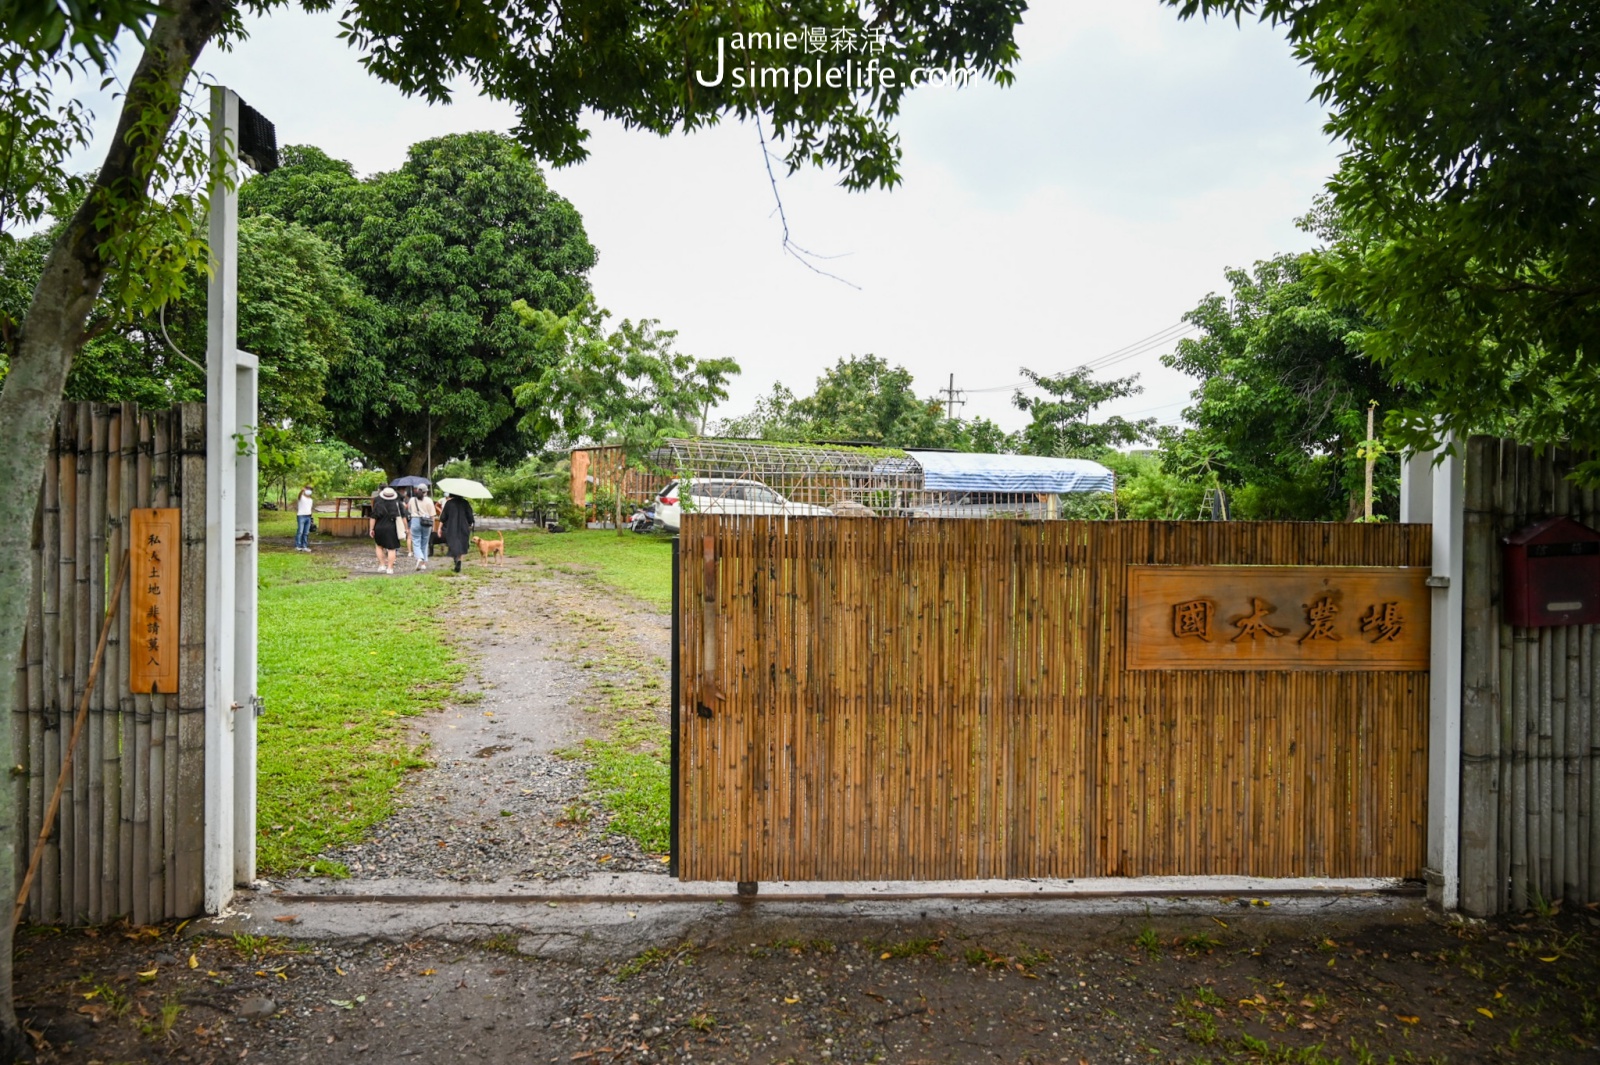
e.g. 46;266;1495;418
318;495;372;538
674;516;1431;883
1458;437;1600;915
570;446;659;512
14;403;207;924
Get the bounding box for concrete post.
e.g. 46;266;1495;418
1400;450;1434;524
205;86;259;911
1426;439;1465;911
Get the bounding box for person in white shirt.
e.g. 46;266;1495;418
295;485;314;551
407;487;438;570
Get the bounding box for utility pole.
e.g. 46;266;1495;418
1363;401;1377;521
939;373;966;420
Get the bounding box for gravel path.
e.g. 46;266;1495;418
290;536;672;885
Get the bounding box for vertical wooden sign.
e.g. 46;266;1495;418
129;508;181;694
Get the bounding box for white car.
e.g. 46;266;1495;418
653;478;834;531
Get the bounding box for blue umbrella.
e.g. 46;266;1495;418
389;475;431;489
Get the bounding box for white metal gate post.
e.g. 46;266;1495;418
1425;440;1465;911
234;352;259;885
1399;451;1434;524
205;85;260;911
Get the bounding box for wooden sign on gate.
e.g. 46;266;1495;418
129;508;181;694
1126;564;1430;672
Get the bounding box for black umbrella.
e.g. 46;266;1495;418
389;475;431;489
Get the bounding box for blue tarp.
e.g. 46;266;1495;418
906;450;1116;494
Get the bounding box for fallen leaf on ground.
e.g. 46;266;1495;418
273;915;299;924
1477;1007;1494;1019
1397;1015;1419;1024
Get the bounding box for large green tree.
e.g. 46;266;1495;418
0;215;362;422
790;354;960;447
1010;367;1154;458
245;132;599;478
1166;1;1600;472
515;297;740;447
0;1;1029;1050
514;296;739;525
718;359;1013;452
1159;250;1405;520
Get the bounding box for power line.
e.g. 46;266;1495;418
1114;397;1190;418
962;322;1198;394
1079;322;1196;373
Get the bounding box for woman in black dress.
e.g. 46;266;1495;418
368;486;404;574
437;492;475;572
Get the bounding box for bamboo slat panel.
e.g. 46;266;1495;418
677;516;1431;882
16;402;206;923
1458;437;1599;916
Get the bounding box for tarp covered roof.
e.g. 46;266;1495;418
906;450;1115;494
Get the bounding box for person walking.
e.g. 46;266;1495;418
369;485;404;574
294;484;314;552
437;491;475;573
407;486;437;570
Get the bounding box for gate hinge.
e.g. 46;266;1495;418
250;694;265;718
1425;575;1450;588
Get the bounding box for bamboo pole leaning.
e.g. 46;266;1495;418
12;551;129;932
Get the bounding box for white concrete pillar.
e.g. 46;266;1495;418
205;85;241;913
1400;450;1434;524
1426;439;1464;911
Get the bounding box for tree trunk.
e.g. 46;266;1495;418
0;4;224;1056
402;447;430;478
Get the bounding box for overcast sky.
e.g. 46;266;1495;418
158;0;1340;434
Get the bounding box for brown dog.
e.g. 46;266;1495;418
472;534;507;563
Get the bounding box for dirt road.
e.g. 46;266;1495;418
310;535;671;885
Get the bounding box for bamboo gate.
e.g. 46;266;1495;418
1459;437;1600;915
12;402;207;925
674;517;1431;883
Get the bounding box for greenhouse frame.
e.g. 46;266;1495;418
640;438;1114;518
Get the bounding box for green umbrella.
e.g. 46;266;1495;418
436;477;493;499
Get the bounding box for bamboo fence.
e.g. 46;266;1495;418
12;402;207;924
1459;437;1600;916
676;516;1431;883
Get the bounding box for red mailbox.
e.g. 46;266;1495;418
1502;516;1600;627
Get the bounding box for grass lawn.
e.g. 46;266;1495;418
258;508;299;539
257;547;463;877
257;526;674;870
502;528;674;608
